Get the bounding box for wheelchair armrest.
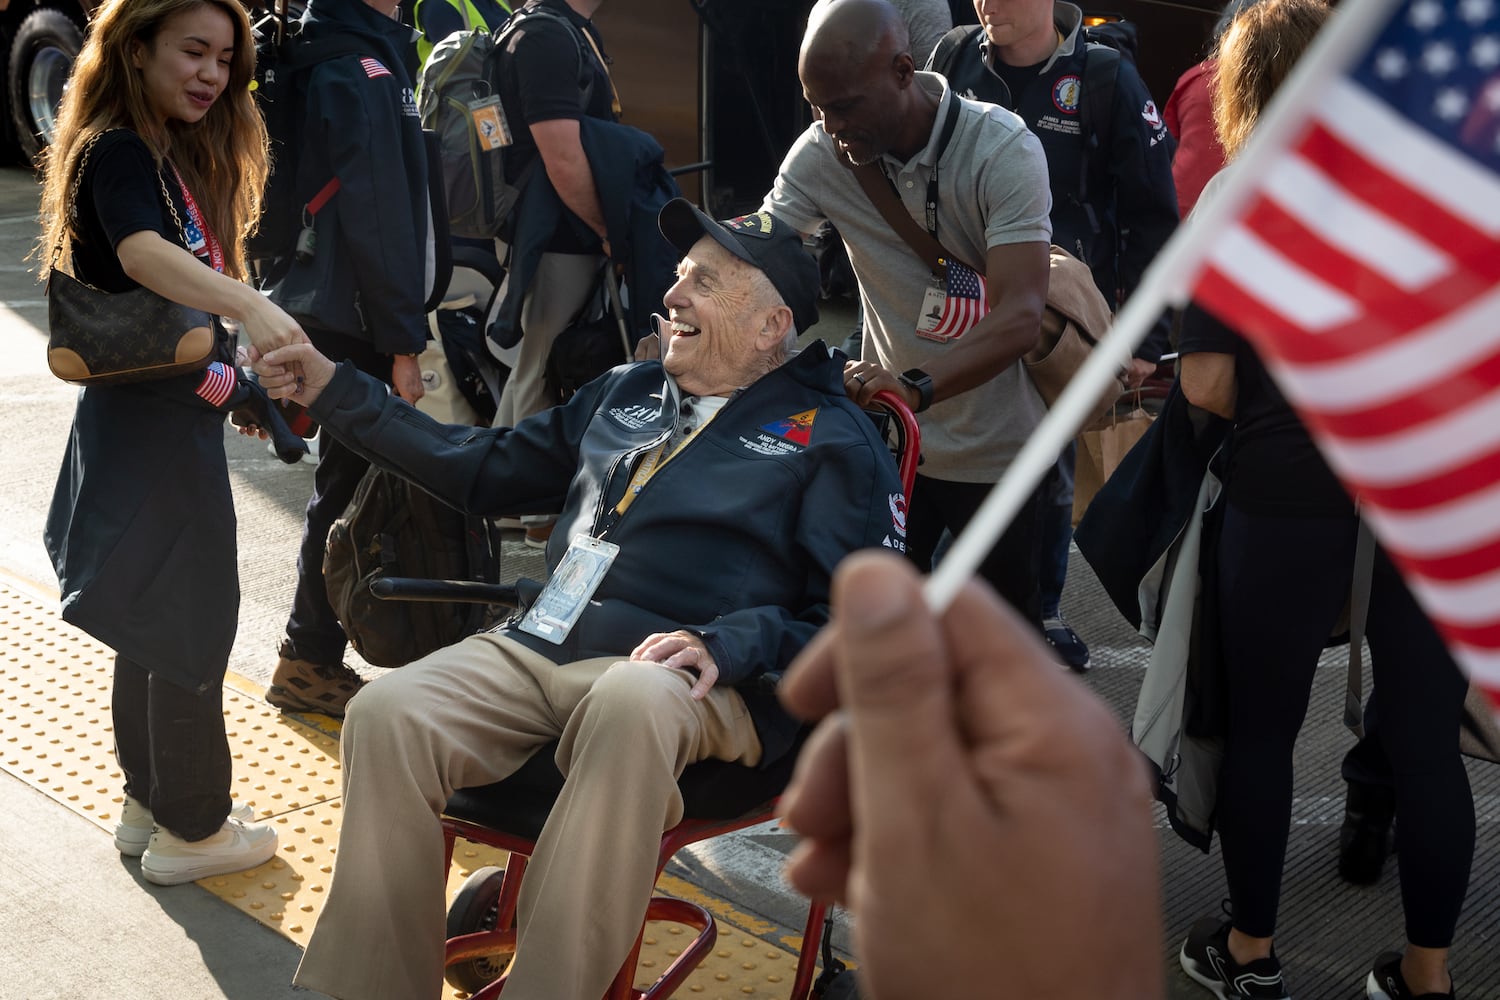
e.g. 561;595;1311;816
370;578;520;607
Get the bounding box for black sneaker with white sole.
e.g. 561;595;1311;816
1042;616;1091;672
1366;951;1456;999
1180;917;1291;1000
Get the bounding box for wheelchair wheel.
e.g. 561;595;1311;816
444;865;512;993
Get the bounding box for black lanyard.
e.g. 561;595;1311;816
882;93;962;247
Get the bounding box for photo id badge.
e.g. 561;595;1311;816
517;535;620;644
468;95;512;151
914;277;953;342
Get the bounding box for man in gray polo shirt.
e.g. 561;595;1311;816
763;0;1052;620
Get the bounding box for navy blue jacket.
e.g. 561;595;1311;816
268;0;428;355
489;118;679;351
934;2;1178;359
308;341;907;762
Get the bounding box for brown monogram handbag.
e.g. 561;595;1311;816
45;131;216;386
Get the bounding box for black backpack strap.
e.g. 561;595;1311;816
928;23;982;77
1075;40;1120;236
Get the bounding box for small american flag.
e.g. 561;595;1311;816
927;257;988;341
195;361;236;408
1190;0;1500;696
361;57;391;80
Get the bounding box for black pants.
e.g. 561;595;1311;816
903;472;1046;627
112;655;232;841
284;332;393;665
1214;503;1472;947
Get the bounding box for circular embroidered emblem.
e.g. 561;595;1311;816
1053;74;1082;114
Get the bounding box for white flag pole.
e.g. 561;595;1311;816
922;0;1400;612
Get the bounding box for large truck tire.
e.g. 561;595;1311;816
9;7;84;165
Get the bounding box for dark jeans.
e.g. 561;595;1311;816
1214;503;1472;947
904;472;1046;628
1039;446;1076;619
112;655;233;841
284;331;393;664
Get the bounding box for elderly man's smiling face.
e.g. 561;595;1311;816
661;236;786;397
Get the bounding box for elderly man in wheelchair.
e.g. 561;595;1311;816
253;199;909;1000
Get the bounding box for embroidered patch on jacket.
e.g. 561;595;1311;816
1141;99;1162;128
196;361;235;408
761;408;818;446
362;57;392;79
1053;75;1082;114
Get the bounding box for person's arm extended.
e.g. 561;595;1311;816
531;117;609;252
1180;351;1237;419
116;231;304;356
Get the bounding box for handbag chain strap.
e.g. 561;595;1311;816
53;129;191;273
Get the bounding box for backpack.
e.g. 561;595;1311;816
323;467;502;668
417;3;596;239
248;13;371;267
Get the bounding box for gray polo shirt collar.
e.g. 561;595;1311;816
878;72;956;174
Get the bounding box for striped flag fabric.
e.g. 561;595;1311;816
361;57;392;80
195;361;236;408
1189;0;1500;697
929;257;988;341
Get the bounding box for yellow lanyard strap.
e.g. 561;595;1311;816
579;27;623;116
613;408;718;516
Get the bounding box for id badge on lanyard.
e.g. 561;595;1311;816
517;535;621;644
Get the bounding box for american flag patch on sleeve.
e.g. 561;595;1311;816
195;361;236;408
361;57;391;79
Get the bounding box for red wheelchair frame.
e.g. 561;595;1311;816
382;391;919;1000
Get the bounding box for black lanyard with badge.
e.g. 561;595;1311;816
851;94;979;343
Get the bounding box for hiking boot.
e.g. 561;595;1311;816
1367;951;1455;999
1339;780;1396;885
140;815;279;886
115;796;254;857
1180;917;1290;1000
266;644;365;718
1043;616;1091;673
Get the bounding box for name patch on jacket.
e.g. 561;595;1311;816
741;408;817;456
609;403;664;429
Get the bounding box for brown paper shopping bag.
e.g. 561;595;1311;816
1073;395;1155;526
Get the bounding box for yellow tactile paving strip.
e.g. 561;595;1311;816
0;574;812;999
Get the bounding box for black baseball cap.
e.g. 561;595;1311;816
658;198;820;334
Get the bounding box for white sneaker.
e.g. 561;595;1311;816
114;797;254;856
140;816;279;886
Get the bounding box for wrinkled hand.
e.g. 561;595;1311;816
251;342;338;408
778;552;1163;1000
391;353;425;404
1123;357;1159;391
842;359;905;409
631;630;719;699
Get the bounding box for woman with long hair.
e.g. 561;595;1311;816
1176;1;1473;998
40;0;306;885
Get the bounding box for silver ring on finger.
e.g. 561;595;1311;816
852;373;867;385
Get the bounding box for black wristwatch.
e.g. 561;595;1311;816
898;368;934;413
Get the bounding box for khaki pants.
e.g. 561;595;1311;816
293;632;762;1000
493;251;602;427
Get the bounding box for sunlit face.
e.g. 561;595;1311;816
661;237;777;397
132;4;235;133
973;0;1055;50
801;52;905;167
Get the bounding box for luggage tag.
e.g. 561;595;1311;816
517;534;620;644
914;275;953;342
468;95;512;151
